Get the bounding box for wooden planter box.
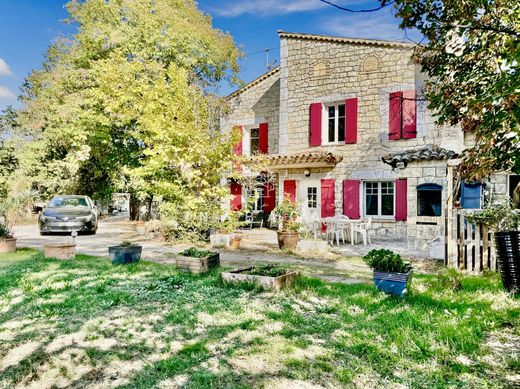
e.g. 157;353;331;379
44;243;76;260
221;266;299;291
175;252;220;274
0;238;16;253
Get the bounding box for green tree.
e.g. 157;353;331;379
14;0;241;220
385;0;519;179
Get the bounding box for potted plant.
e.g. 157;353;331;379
176;246;220;274
0;189;37;253
108;241;142;264
273;195;302;250
221;264;299;291
466;201;520;292
363;249;413;297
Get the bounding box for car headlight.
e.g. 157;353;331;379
78;215;94;222
40;215;56;222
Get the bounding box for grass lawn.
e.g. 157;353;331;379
0;249;519;388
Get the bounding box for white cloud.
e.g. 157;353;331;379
208;0;366;17
0;58;12;76
0;85;16;100
322;8;421;42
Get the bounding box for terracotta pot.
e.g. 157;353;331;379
230;232;242;250
277;231;299;250
0;238;16;253
44;243;76;260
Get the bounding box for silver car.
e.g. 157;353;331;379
39;195;99;235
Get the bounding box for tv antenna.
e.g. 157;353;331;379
265;48;277;70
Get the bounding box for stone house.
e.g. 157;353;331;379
221;31;518;259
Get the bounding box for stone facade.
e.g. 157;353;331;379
221;31;516;259
221;68;281;155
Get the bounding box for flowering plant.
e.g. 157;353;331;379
273;194;302;233
465;200;520;232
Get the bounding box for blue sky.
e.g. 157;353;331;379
0;0;417;110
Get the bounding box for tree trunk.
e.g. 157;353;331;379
129;194;141;221
513;181;520;209
145;195;153;221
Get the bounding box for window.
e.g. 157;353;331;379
326;104;345;143
248;186;264;212
250;128;260;155
417;184;442;216
364;181;394;217
307;187;318;209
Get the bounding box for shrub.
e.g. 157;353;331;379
273;194;303;233
159;202;220;242
434;268;463;291
363;249;411;273
179;247;213;258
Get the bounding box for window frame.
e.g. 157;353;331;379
417;183;442;217
307;186;318;209
363;181;395;219
322;103;346;144
247;185;264;212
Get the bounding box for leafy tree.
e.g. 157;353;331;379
14;0;241;220
385;0;519;179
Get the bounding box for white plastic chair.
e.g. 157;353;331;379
334;214;351;243
352;217;373;246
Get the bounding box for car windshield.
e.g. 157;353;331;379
48;197;89;208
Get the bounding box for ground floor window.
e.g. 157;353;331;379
307;187;318;209
417;183;442;216
247;186;264;212
364;181;394;217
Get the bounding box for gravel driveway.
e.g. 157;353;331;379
13;217;373;282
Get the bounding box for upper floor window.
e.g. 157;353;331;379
417;183;442;216
250;128;260;155
326;104;345;144
364;181;394;218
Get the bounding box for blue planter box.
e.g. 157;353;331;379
373;270;413;297
108;245;142;265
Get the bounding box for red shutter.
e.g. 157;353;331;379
402;90;417;139
345;98;358;144
263;182;276;212
309;103;322;147
395;178;408;221
321;179;335;218
259;122;269;154
233;125;243;155
389;92;402;140
343;180;360;219
230;182;242;211
283;180;297;203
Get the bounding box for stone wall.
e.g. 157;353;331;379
221;69;280;155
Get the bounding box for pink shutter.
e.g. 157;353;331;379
389;92;403;140
233;125;243;155
259;122;268;154
345;98;358;144
263;182;276;212
321;179;335;218
309;103;322;146
283;180;297;203
343;180;360;219
230;182;242;211
402;90;417;139
395;178;408;221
